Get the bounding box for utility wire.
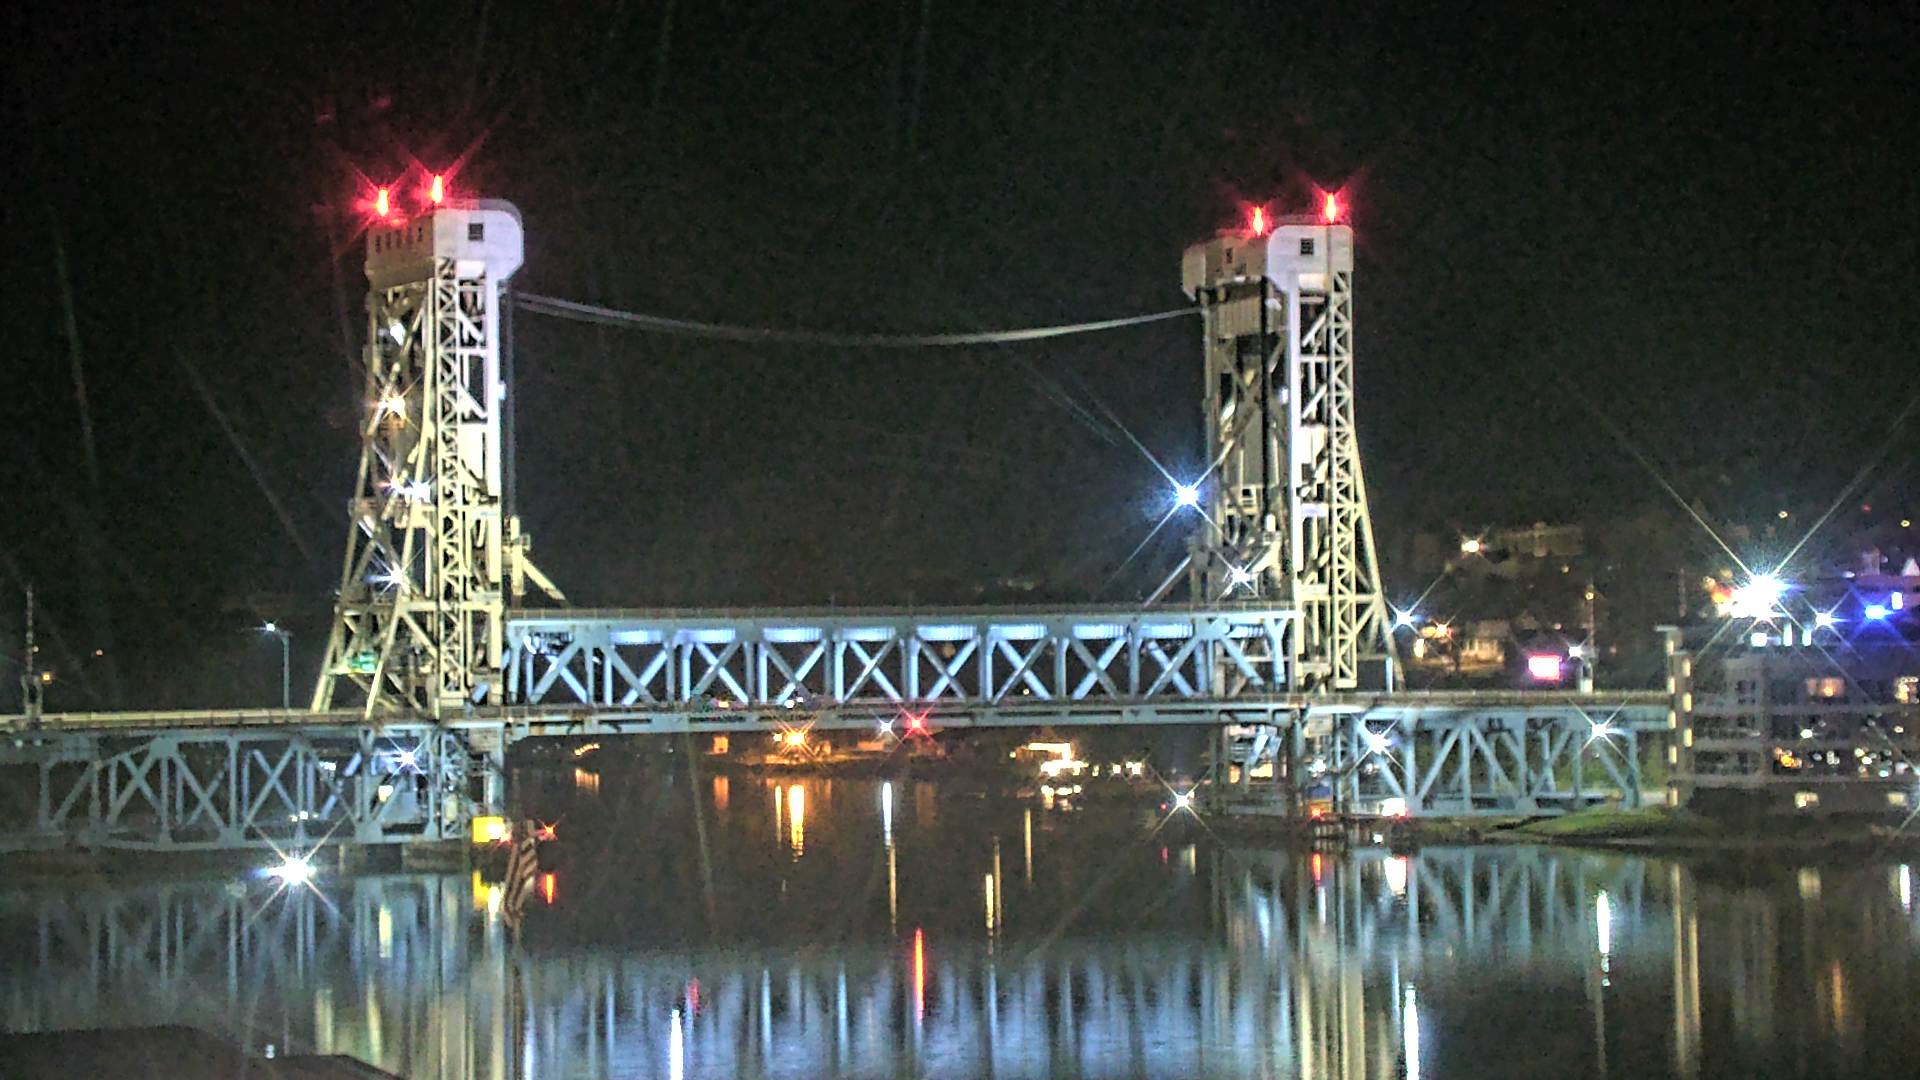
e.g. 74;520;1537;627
515;292;1196;348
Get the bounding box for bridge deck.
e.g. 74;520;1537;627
4;688;1667;735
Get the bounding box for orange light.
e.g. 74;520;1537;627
1321;191;1340;223
535;822;557;841
1311;852;1324;883
375;186;391;218
429;174;445;205
540;872;556;905
1250;206;1267;236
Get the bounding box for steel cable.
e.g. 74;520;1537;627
514;292;1195;348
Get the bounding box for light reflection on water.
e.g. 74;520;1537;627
4;772;1920;1077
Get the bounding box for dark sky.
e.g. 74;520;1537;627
5;4;1917;707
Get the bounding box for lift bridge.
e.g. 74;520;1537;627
0;195;1684;854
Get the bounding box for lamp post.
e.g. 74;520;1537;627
261;622;291;709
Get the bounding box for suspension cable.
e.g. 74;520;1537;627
513;292;1196;348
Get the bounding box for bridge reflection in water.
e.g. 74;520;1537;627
0;842;1767;1079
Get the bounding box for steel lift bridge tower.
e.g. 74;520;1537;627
1179;202;1391;694
314;198;564;720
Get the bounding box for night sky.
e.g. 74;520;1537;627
5;5;1916;708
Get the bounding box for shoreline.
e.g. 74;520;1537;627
1202;804;1920;858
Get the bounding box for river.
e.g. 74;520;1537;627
4;758;1917;1078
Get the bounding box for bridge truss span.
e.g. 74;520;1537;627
504;605;1301;719
0;723;499;853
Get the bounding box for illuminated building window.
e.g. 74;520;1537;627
1890;791;1910;809
1897;676;1919;704
1804;677;1845;700
1794;791;1820;810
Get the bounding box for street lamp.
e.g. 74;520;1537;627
261;621;291;709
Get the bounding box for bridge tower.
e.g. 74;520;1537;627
314;196;562;718
1181;204;1390;692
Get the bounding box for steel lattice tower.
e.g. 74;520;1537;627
315;198;562;718
1181;212;1390;691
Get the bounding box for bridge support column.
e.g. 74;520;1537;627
1659;626;1694;807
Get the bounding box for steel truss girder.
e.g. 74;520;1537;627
503;606;1299;713
1225;704;1659;817
0;724;499;852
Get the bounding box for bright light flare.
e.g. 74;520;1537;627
1814;610;1840;628
394;748;417;770
1249;206;1268;236
1459;537;1483;555
267;853;314;886
1228;564;1256;588
1866;603;1891;620
1320;190;1341;223
1173;482;1201;509
1363;727;1394;756
1392;608;1419;630
374;186;391;218
1172;789;1195;811
1727;573;1787;620
429;173;446;205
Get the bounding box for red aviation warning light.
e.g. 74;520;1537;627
1249;206;1267;236
429;174;446;205
1321;191;1341;223
374;186;392;218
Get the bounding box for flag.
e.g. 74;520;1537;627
501;819;540;932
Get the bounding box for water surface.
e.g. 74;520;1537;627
5;761;1917;1077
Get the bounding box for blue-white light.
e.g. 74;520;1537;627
266;853;314;886
1173;482;1201;509
1866;603;1891;621
1728;573;1788;620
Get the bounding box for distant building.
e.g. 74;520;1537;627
1689;559;1920;814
